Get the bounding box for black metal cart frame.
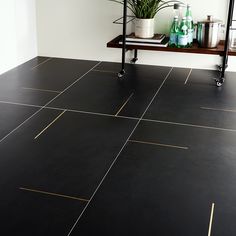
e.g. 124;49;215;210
118;0;235;87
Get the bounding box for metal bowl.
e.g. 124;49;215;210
197;15;222;48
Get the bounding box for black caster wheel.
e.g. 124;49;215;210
118;70;125;81
215;78;225;87
217;65;223;72
130;58;138;64
216;81;223;87
216;64;228;72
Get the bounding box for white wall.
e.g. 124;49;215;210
36;0;236;71
0;0;38;75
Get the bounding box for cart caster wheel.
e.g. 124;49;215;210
130;58;138;64
217;65;222;72
118;70;125;80
216;64;228;72
215;78;225;87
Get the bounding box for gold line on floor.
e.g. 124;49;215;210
208;203;215;236
201;106;236;113
184;68;193;84
22;87;61;93
142;118;236;132
129;139;189;150
31;58;52;70
115;92;134;116
19;187;89;202
34;110;67;139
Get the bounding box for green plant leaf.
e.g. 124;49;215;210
109;0;184;18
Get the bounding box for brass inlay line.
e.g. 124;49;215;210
142;118;236;132
31;58;52;70
184;68;193;84
0;100;42;108
19;187;89;202
201;106;236;113
208;203;215;236
22;87;61;93
129;139;188;150
115;93;134;116
34;110;67;139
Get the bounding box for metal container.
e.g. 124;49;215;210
197;15;222;48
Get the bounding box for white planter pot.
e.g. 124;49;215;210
135;18;154;38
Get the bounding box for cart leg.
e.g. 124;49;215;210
118;0;128;80
215;0;235;87
216;55;227;87
131;49;138;64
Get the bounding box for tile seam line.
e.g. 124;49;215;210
0;100;140;121
0;61;102;144
129;139;189;150
21;87;61;93
0;100;42;109
19;187;89;202
142;118;236;132
34;110;67;139
115;92;134;116
1;100;235;132
208;203;215;236
184;68;193;84
67;67;174;236
201;106;236;113
31;57;52;70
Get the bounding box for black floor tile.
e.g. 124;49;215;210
132;120;236;161
48;71;133;115
144;70;236;130
21;58;99;91
166;67;191;84
70;142;209;236
212;199;236;236
0;58;98;106
95;61;170;79
188;68;219;85
0;109;137;198
49;62;171;117
2;58;236;235
70;121;236;235
0;57;50;91
132;121;236;236
0;87;57;106
0;57;49;79
0;103;38;140
0;187;85;236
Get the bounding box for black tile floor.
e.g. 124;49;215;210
1;56;236;235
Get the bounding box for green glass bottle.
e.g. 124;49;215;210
169;16;179;47
186;4;194;47
178;17;188;48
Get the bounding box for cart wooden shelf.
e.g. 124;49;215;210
110;0;235;87
107;35;236;56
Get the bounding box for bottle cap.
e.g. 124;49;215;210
174;3;180;9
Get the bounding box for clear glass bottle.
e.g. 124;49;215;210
169;16;179;47
185;4;194;46
230;30;236;50
173;3;183;23
178;17;189;48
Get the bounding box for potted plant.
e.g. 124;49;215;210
110;0;183;38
